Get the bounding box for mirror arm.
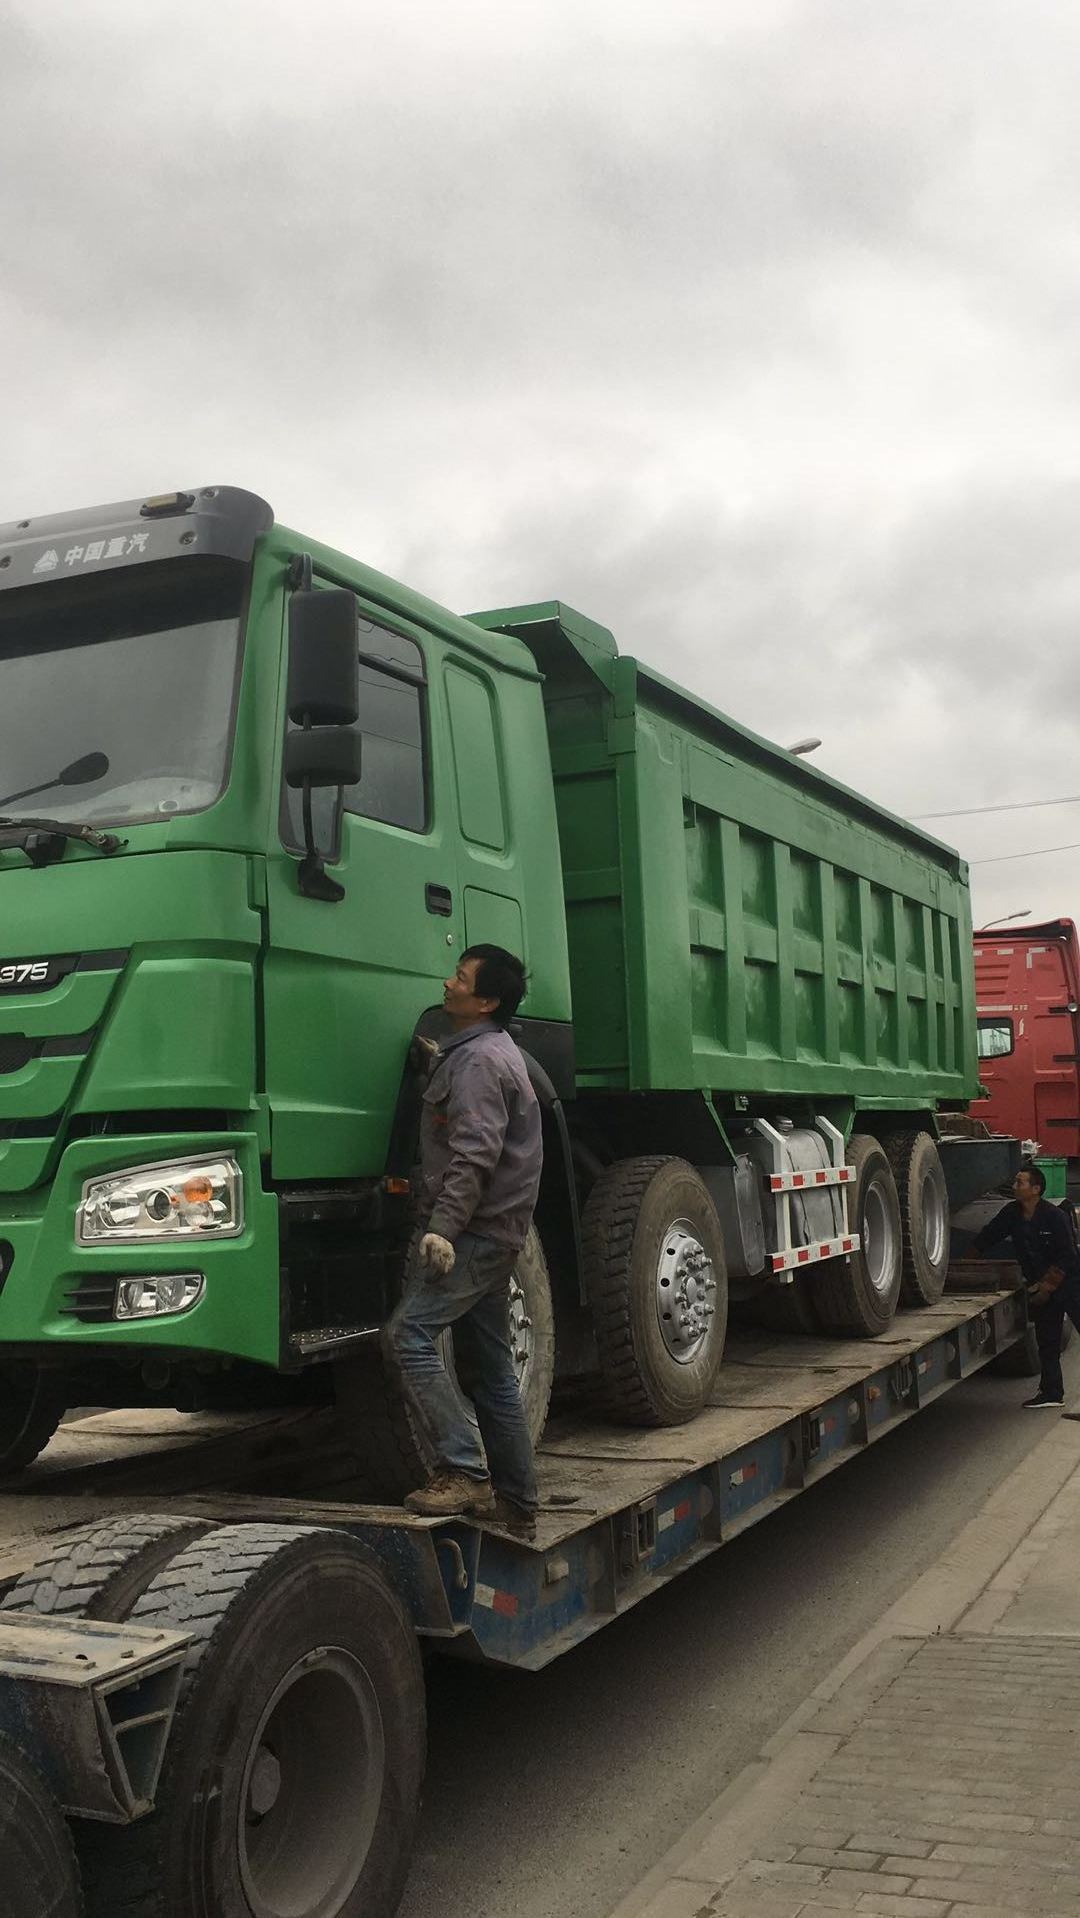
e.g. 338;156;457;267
295;717;346;904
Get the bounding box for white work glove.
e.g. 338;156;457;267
419;1232;455;1275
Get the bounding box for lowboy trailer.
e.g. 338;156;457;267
0;1266;1030;1918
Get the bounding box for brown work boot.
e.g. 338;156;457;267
404;1471;496;1518
494;1495;538;1542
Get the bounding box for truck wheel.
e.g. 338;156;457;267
886;1131;950;1306
1;1514;212;1621
337;1224;554;1501
582;1156;728;1425
77;1525;425;1918
0;1362;63;1475
813;1135;903;1337
0;1732;83;1918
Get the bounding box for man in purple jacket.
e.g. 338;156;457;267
384;945;543;1537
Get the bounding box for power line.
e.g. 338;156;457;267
914;792;1080;821
971;840;1080;865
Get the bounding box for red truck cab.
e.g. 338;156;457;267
973;919;1080;1160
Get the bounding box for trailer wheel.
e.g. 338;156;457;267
582;1156;728;1425
0;1732;83;1918
337;1223;554;1500
0;1513;212;1622
0;1362;63;1475
77;1524;425;1918
813;1135;903;1337
886;1131;950;1306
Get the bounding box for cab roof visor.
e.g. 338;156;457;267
0;486;274;590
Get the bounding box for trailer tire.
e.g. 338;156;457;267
813;1135;903;1337
886;1130;950;1306
0;1362;63;1475
0;1514;212;1622
336;1224;554;1501
0;1732;83;1918
76;1524;425;1918
582;1156;728;1425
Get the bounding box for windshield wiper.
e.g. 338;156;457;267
0;815;126;866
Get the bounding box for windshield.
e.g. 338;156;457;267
0;556;246;826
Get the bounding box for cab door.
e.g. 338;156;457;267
265;592;458;1180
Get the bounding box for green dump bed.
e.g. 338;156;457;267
473;603;977;1107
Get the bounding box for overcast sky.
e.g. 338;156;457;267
5;0;1080;929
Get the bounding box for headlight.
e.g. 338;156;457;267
77;1158;243;1245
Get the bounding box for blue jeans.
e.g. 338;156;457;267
384;1231;538;1511
1033;1278;1080;1401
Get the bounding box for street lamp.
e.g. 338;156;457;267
787;738;822;757
977;909;1032;931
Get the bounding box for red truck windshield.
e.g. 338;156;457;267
0;557;245;828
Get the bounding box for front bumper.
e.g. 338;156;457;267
0;1130;280;1366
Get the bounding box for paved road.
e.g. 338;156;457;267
398;1349;1079;1918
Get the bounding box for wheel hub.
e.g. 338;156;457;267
921;1170;947;1267
655;1220;717;1364
237;1645;385;1918
862;1180;899;1299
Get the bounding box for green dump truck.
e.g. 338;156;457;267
0;485;990;1481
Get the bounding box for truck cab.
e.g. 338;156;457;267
973;918;1080;1169
0;486;573;1467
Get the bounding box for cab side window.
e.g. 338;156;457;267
283;615;427;846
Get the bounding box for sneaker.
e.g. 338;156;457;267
1022;1393;1065;1409
404;1472;496;1518
494;1495;538;1543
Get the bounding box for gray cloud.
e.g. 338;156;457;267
5;0;1080;927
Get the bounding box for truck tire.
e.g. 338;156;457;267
0;1361;63;1475
0;1514;212;1622
336;1224;555;1501
886;1131;950;1307
813;1135;903;1337
0;1732;83;1918
582;1156;728;1425
76;1525;425;1918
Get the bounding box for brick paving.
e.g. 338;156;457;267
633;1633;1080;1918
608;1423;1080;1918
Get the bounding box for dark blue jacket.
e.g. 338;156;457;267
973;1198;1080;1293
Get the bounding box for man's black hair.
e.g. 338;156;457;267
461;944;528;1028
1019;1160;1047;1196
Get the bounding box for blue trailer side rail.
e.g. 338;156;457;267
380;1281;1026;1670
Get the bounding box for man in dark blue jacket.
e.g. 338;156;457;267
973;1163;1080;1408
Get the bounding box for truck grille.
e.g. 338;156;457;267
60;1277;116;1323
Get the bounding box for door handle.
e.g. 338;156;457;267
425;883;453;917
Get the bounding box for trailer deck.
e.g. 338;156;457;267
0;1274;1025;1673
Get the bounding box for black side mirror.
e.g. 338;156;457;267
284;729;362;790
286;585;361;902
288;589;359;725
